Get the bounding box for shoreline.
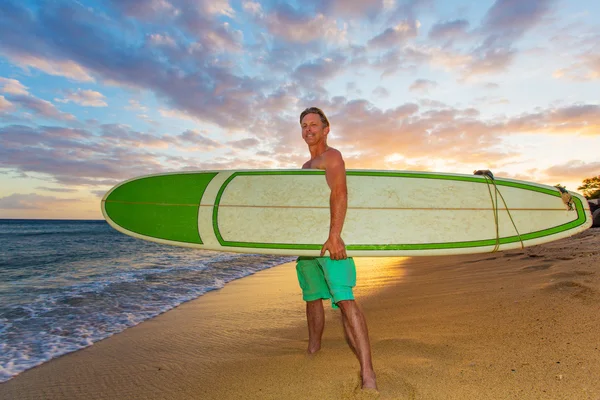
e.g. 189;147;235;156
1;229;599;399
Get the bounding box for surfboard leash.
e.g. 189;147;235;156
474;170;525;251
555;185;574;211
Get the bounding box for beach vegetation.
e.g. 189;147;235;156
578;175;600;199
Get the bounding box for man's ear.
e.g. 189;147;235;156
324;126;330;136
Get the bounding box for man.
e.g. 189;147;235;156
296;107;377;390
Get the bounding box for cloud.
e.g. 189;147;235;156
456;0;556;77
126;99;148;111
0;124;163;185
177;129;223;149
281;98;600;171
383;0;432;26
419;98;448;108
409;79;438;93
0;1;265;129
58;89;108;107
181;157;278;171
193;22;244;54
91;189;108;198
414;39;516;79
368;45;479;79
115;1;239;51
1;97;598;192
474;96;510;105
378;0;557;81
0;95;14;112
0;77;29;95
505;104;600;136
0;122;267;188
99;124;178;149
554;53;600;81
242;1;262;16
466;44;517;76
107;0;180;19
368;20;420;48
428;19;469;40
0;193;75;209
543;160;600;182
176;3;243;54
292;55;346;88
345;81;362;96
581;54;600;79
10;54;95;82
147;33;177;48
0;125;88;150
261;4;347;44
314;0;389;18
481;0;555;42
227;138;259;149
372;86;390;98
202;0;235;17
0;0;596;196
368;47;425;78
37;186;78;193
6;94;76;121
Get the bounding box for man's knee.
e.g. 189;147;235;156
336;299;357;313
306;298;323;307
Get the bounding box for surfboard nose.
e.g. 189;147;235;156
101;172;218;244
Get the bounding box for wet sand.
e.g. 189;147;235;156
1;228;599;400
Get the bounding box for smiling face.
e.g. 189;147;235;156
301;112;330;147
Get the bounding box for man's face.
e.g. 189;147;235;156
301;113;329;146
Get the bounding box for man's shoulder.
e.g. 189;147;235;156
324;147;344;166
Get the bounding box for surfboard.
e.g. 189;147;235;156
101;170;593;256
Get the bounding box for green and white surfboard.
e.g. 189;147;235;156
101;170;593;256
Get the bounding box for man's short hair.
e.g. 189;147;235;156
300;107;330;128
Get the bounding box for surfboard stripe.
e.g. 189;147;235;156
105;202;574;211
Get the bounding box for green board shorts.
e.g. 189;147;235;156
296;256;357;308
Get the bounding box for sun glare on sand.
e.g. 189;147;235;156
354;257;408;297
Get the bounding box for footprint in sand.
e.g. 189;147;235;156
549;271;595;279
542;256;576;263
543;280;596;299
340;369;417;400
463;256;499;264
522;263;553;272
516;254;543;260
503;251;525;258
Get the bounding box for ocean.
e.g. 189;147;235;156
0;219;294;382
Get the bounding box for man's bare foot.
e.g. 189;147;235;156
361;371;377;390
307;343;321;354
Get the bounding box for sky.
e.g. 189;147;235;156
0;0;599;220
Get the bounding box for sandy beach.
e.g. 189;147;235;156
1;227;599;400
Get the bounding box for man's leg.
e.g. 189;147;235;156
297;258;329;354
306;299;324;354
337;300;377;390
341;311;358;356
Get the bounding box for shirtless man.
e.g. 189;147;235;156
296;107;377;390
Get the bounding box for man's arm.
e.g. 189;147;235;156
321;149;348;260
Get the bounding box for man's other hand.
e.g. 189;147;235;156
320;235;347;260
